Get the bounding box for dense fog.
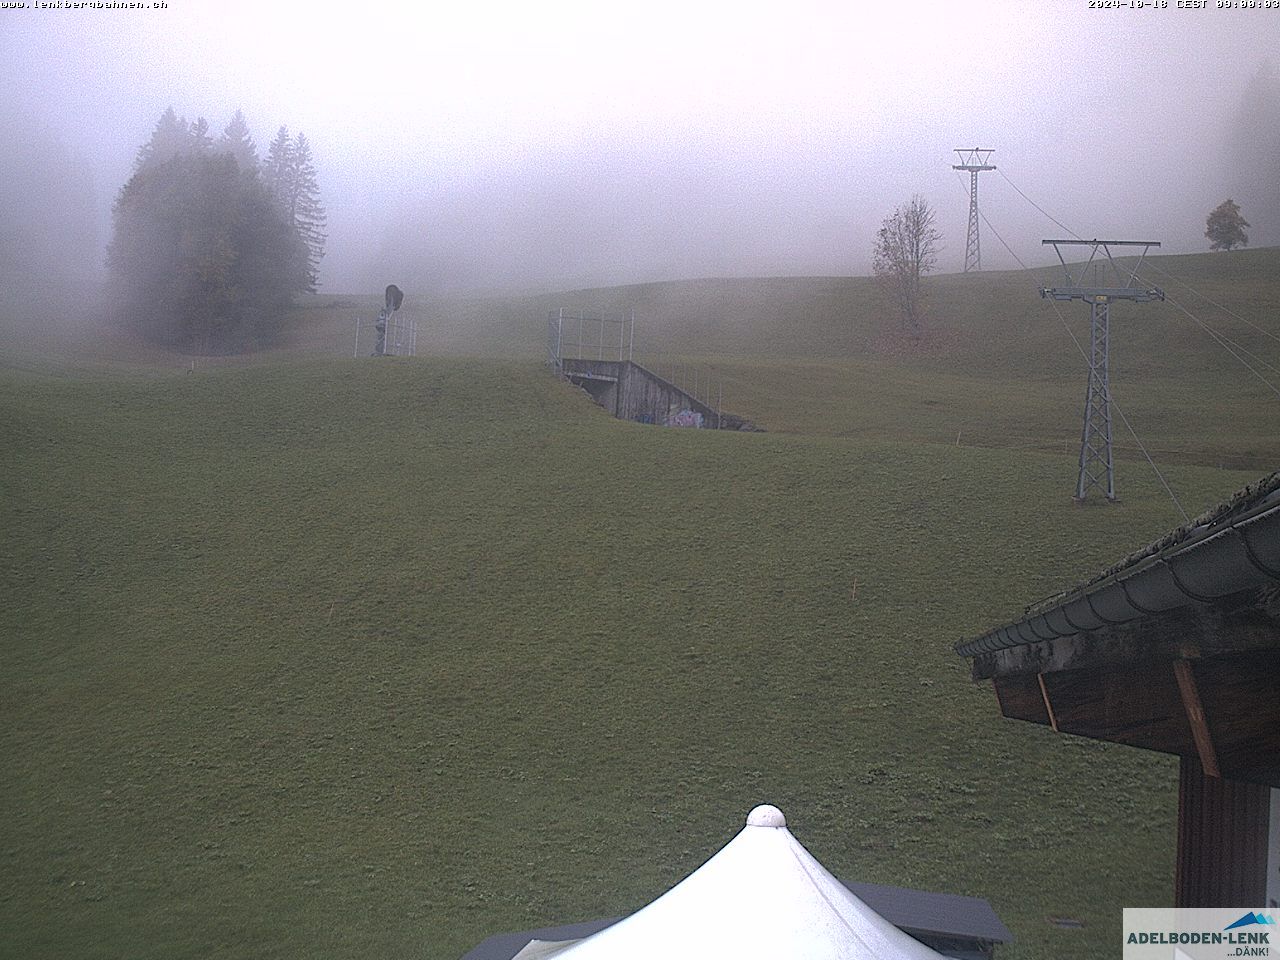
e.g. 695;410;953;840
1;1;1278;300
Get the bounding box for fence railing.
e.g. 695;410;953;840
354;312;417;357
547;309;635;369
643;352;724;420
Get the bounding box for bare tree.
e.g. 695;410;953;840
873;195;941;333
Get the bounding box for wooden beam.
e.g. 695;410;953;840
1173;660;1221;779
1037;673;1059;733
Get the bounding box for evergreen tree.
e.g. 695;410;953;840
219;110;258;172
107;149;308;352
289;133;327;291
1205;199;1250;251
260;126;326;290
132;106;190;172
262;125;294;208
109;110;325;348
189;117;214;154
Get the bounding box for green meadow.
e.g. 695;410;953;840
3;248;1276;959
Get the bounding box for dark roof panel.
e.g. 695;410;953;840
842;878;1013;944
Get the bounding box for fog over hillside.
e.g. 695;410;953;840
1;1;1278;298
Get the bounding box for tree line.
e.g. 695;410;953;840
106;108;326;353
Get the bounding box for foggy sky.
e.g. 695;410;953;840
2;0;1277;297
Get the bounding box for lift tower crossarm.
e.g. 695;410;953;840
1041;238;1163;296
1038;238;1164;504
952;147;996;172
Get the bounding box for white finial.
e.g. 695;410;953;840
746;804;786;828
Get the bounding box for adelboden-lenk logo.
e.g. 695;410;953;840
1124;908;1276;958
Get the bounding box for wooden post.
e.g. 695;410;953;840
1173;660;1220;778
1037;673;1060;733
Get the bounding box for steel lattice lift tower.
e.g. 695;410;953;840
1041;239;1163;502
953;148;995;272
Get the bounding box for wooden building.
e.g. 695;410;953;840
956;472;1280;907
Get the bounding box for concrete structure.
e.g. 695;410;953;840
546;309;754;430
560;358;721;429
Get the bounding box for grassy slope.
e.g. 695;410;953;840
0;357;1260;960
2;248;1277;959
289;247;1280;467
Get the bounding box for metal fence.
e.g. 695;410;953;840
353;311;418;358
547;309;635;372
642;351;724;418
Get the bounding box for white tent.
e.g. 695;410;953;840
511;805;951;960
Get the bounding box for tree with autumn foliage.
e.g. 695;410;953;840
1205;199;1250;252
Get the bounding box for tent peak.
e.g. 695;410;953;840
745;804;786;828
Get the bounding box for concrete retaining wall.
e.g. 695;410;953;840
559;358;721;428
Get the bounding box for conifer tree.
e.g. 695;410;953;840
132;107;190;172
108;117;309;352
189;117;214;154
260;126;326;290
262;125;294;208
289;134;327;291
219;110;258;173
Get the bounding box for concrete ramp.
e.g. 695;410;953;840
546;309;758;430
559;358;721;428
